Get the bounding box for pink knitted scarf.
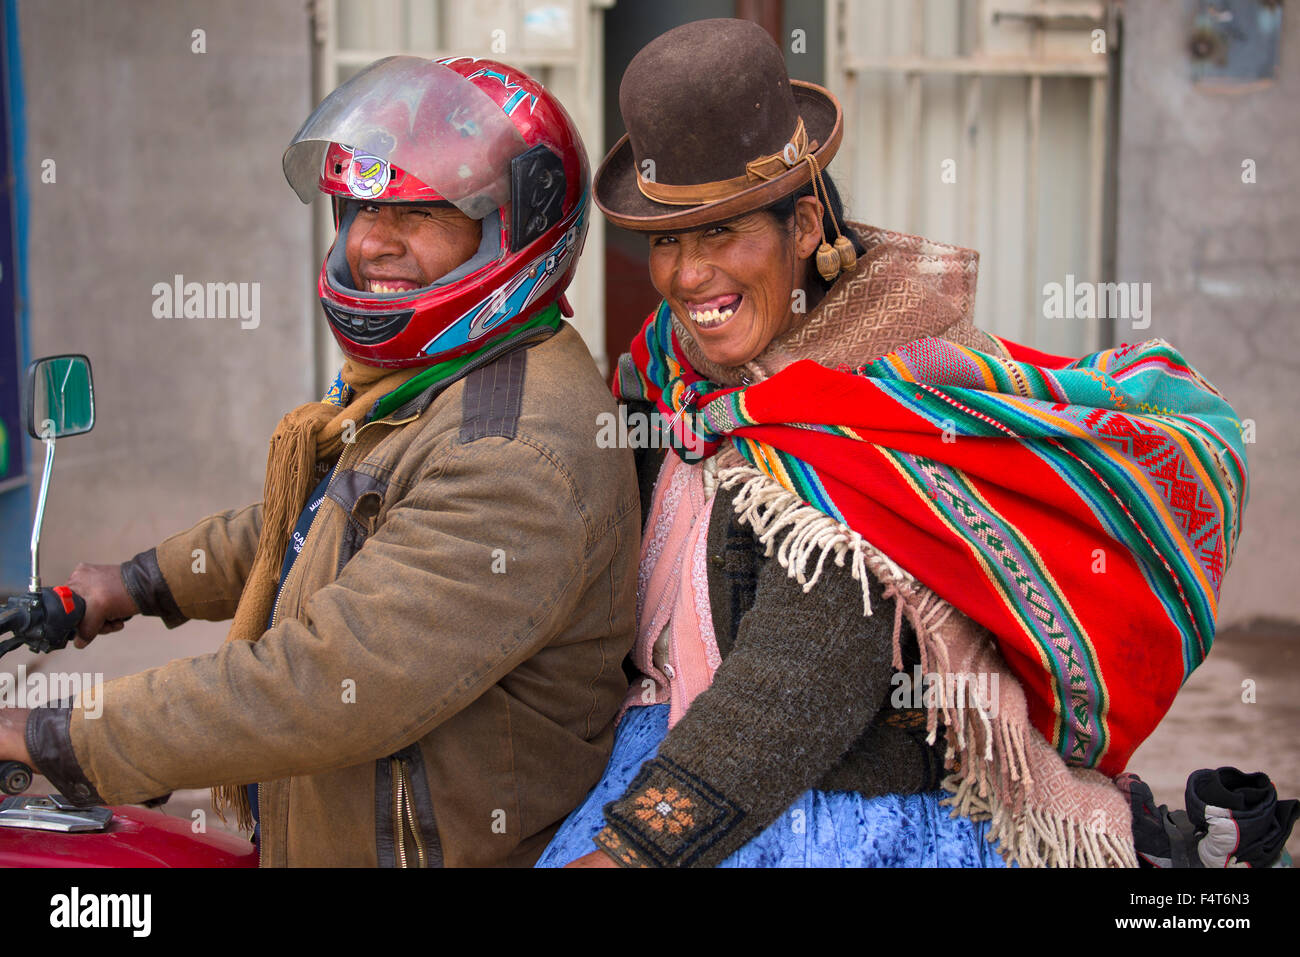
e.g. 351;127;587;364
621;453;721;726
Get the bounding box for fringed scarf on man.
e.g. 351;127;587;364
211;306;563;830
207;360;418;829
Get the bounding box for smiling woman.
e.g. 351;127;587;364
544;15;1248;871
345;201;483;295
542;17;1025;870
644;170;866;371
646;198;821;369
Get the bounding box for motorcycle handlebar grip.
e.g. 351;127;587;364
35;587;85;651
50;586;85;622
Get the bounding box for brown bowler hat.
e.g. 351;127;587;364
595;18;843;233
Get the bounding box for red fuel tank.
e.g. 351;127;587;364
0;794;257;868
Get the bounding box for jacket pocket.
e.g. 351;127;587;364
328;469;388;575
375;743;444;868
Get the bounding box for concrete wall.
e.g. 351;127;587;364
1115;1;1300;627
12;0;1296;634
17;0;314;584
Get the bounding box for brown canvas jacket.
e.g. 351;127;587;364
26;323;640;867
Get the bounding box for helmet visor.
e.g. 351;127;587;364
283;56;526;219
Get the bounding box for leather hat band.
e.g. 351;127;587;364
635;117;818;207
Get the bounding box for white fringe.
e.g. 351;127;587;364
717;464;1137;868
718;466;913;617
942;772;1138;869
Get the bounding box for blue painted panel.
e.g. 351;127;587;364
0;0;31;593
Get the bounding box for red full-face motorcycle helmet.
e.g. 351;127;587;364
282;55;590;368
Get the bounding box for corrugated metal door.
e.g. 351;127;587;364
826;0;1118;355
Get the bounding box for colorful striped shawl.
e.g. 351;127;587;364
618;301;1249;776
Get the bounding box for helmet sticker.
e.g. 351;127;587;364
453;203;584;347
347;153;391;199
464;66;539;116
445;105;481;138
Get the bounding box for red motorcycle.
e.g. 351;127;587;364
0;355;256;867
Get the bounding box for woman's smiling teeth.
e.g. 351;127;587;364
688;294;742;327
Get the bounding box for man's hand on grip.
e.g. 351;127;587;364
64;562;139;647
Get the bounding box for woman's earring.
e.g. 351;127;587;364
802;155;855;281
808;208;843;281
816;240;842;282
833;235;857;273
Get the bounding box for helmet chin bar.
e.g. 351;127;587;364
322;303;416;345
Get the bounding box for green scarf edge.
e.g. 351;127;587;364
368;303;562;422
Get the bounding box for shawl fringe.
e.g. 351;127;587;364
718;465;1137;868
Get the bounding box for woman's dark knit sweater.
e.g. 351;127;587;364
593;417;948;868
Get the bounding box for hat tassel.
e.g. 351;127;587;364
833;235;857;272
816;242;842;282
805;154;855;281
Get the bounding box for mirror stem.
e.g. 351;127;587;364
29;436;56;593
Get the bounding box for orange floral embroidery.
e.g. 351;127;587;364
632;786;696;834
595;826;643;866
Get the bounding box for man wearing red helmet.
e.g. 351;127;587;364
2;57;639;866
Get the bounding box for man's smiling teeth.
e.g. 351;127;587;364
368;281;416;293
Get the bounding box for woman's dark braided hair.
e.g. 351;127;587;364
763;171;866;293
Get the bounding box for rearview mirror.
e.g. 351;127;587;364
21;355;96;593
25;354;95;440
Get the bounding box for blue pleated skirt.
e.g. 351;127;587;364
536;703;1010;868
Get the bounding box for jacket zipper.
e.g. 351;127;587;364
258;410;418;867
391;754;427;868
393;757;407;868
